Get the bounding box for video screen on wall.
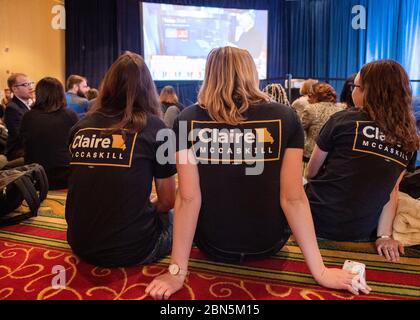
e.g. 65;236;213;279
142;2;268;81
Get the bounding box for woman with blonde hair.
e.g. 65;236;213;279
159;86;184;128
146;47;369;300
292;78;318;116
306;60;419;262
263;83;290;106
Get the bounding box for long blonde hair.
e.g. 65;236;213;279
263;83;290;106
198;47;269;125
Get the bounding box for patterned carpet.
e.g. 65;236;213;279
0;191;419;300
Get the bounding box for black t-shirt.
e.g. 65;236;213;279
20;107;78;175
305;110;416;241
173;102;304;254
65;112;176;267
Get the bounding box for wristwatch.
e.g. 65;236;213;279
377;235;392;240
168;264;189;277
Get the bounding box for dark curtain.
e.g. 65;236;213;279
287;0;420;96
66;0;288;105
286;0;368;95
65;0;118;89
116;0;142;54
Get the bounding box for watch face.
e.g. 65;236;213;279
169;264;180;275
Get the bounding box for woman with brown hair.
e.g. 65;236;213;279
306;60;419;261
146;47;368;300
20;77;79;190
65;52;176;267
301;83;344;161
159;85;184;128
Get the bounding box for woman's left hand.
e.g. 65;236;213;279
376;238;405;262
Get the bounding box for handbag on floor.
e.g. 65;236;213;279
0;164;48;227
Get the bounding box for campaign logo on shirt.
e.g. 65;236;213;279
191;120;281;163
70;128;138;167
353;121;411;167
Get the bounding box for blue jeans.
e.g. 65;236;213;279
140;210;173;264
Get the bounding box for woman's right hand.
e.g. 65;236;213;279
315;267;372;296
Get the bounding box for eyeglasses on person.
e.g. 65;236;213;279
13;82;35;88
349;83;361;91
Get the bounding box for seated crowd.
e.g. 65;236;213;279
0;47;419;300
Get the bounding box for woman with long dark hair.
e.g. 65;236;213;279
66;52;176;267
20;77;78;190
146;47;368;300
306;60;419;262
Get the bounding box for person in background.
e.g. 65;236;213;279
1;88;12;107
412;95;420;168
305;60;419;262
263;83;290;106
0;91;5;120
146;47;369;300
65;75;90;117
159;86;184;128
0;92;7;169
291;79;318;116
20;77;79;190
340;74;357;109
300;83;344;161
0;89;10;169
4;73;34;163
65;52;176;268
86;88;99;101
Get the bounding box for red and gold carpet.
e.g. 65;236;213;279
0;191;419;300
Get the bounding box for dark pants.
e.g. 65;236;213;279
195;227;291;264
140;210;173;264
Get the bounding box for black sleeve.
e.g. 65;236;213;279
316;116;337;152
18;113;30;161
153;119;177;179
19;112;28;141
67;109;80;126
172;115;193;152
5;105;20;138
286;109;305;149
67;123;80;149
407;151;418;172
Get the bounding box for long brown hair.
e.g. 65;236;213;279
198;47;269;125
33;77;66;113
90;52;161;133
360;60;419;152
